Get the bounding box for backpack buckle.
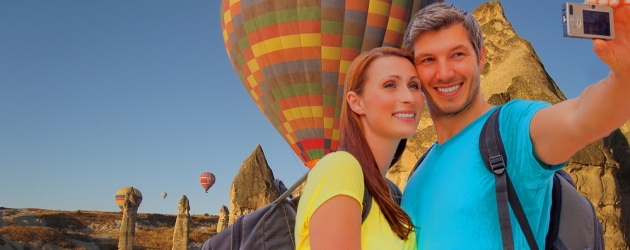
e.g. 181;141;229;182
489;155;505;175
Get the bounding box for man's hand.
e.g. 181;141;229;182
587;0;630;81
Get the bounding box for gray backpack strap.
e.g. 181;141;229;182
480;107;538;250
277;172;309;202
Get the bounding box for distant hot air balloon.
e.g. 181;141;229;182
199;172;216;193
115;187;143;211
161;192;167;199
220;0;440;168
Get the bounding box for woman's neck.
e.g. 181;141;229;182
363;132;398;176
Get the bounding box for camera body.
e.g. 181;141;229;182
562;2;614;40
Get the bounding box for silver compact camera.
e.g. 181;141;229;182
562;2;614;40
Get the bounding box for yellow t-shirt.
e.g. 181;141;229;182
294;151;416;250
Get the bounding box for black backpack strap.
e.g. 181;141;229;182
362;183;372;223
386;178;403;205
407;144;435;181
361;178;403;224
480;106;538;250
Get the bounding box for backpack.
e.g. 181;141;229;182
199;171;402;250
409;106;604;250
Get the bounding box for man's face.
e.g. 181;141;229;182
412;23;484;119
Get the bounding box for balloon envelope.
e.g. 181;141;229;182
199;172;216;193
115;187;143;211
161;192;167;199
220;0;438;168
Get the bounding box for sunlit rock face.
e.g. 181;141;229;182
387;2;630;248
216;205;229;233
228;144;279;225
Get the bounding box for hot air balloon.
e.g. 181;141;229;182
115;187;143;211
220;0;440;168
199;172;216;193
161;192;167;199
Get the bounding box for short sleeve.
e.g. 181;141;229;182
301;151;365;224
500;100;565;187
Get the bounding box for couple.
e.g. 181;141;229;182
294;2;630;249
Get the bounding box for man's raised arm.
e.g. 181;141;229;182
531;0;630;165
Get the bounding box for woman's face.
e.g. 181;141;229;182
350;55;424;141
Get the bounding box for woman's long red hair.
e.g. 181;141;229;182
339;46;415;240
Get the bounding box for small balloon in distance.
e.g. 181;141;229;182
199;172;216;193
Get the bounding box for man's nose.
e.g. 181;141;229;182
436;61;455;81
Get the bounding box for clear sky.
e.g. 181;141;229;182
0;1;611;215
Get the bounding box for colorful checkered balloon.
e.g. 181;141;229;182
220;0;439;168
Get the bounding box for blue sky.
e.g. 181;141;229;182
0;1;610;215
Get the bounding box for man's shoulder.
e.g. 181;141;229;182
502;99;550;112
499;99;551;122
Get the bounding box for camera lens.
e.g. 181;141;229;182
569;5;573;15
592;5;596;9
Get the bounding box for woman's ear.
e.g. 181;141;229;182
346;91;364;115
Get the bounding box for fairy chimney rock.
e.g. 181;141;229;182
172;195;190;250
118;188;140;250
228;144;279;225
217;205;229;233
387;2;630;248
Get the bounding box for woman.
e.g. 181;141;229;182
295;46;424;250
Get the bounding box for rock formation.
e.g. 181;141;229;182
217;205;229;233
118;187;141;250
386;2;630;249
228;144;279;225
172;195;190;250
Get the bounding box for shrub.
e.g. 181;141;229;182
0;225;76;248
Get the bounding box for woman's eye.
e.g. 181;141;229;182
384;82;395;88
409;82;420;89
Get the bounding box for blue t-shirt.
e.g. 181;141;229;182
402;100;564;249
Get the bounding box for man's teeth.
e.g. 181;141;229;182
393;113;414;118
437;84;460;93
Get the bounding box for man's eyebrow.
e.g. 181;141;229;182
414;44;469;62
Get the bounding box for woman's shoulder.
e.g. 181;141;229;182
311;151;363;177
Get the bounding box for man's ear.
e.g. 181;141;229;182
346;91;364;115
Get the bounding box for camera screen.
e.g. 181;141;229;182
583;10;611;36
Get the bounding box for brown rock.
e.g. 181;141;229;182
387;2;630;248
217;205;229;233
228;145;279;225
172;195;190;250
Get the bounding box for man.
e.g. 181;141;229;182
401;1;629;249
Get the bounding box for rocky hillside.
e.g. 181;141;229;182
0;207;217;250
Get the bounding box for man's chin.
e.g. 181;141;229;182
428;104;464;118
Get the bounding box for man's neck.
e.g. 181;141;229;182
432;97;493;144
